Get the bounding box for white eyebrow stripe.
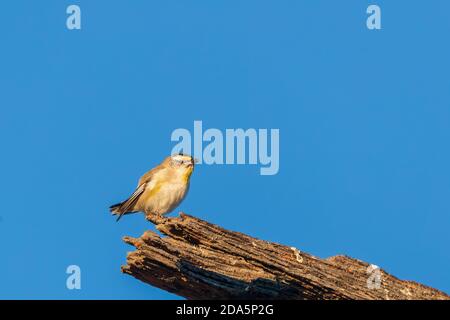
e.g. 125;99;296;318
171;155;191;162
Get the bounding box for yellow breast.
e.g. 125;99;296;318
182;167;194;184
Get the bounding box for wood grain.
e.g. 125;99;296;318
121;213;449;300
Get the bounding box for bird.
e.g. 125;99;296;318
110;153;196;221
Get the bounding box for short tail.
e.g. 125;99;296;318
109;202;133;221
109;202;123;214
110;184;146;221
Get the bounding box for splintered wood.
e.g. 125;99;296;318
122;213;449;300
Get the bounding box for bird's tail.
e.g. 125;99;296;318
109;202;133;221
110;184;145;221
109;202;124;214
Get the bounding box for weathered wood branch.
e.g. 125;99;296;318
121;213;449;300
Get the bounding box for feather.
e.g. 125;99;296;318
111;183;147;221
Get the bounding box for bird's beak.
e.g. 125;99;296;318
186;157;195;167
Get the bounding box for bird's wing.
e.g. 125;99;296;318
138;167;158;186
115;183;147;221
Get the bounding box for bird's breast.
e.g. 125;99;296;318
141;180;189;215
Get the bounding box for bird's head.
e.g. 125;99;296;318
170;153;195;167
163;153;197;179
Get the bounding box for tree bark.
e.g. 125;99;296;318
121;213;449;300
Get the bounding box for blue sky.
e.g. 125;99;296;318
0;1;449;299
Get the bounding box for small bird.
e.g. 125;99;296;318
110;154;196;221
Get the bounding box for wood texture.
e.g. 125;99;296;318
121;213;449;300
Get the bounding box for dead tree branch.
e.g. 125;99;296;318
121;213;449;300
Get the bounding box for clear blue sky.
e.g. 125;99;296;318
1;1;449;299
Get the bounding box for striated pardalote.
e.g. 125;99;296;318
110;154;196;221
